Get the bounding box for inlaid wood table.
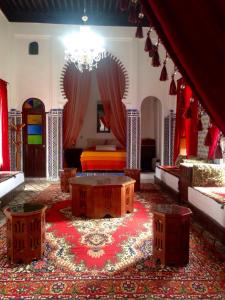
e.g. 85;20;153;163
69;175;135;218
4;203;47;264
153;204;192;266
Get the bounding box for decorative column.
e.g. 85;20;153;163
126;109;141;169
8;109;23;171
47;109;63;180
164;110;176;165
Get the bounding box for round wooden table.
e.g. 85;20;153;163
4;203;47;264
69;175;135;218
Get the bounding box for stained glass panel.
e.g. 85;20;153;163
28;135;42;144
28;125;42;135
27;114;42;124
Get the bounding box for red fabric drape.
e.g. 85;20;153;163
63;64;92;149
0;79;10;170
184;87;198;158
173;79;185;163
141;0;225;135
207;124;220;160
96;56;126;147
173;78;198;163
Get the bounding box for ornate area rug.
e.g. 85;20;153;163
0;184;225;299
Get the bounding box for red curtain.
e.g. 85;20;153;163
63;64;92;149
141;0;225;135
173;78;198;163
207;124;220;160
96;56;126;147
0;79;10;170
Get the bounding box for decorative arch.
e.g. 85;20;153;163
60;51;129;103
140;96;163;169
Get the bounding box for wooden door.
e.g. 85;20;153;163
22;98;46;177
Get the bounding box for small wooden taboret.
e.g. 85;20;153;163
153;204;192;266
69;175;135;218
4;203;47;264
59;168;77;193
124;169;140;191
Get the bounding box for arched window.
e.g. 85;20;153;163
29;42;39;55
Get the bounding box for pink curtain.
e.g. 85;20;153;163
63;64;92;149
0;79;10;170
96;56;126;147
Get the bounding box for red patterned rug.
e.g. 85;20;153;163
0;183;225;299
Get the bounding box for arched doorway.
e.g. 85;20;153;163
61;54;128;169
22;98;46;177
141;96;162;171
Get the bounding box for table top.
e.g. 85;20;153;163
4;203;46;215
153;204;192;216
69;175;135;187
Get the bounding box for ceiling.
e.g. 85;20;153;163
0;0;149;26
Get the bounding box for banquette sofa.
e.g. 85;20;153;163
155;160;225;244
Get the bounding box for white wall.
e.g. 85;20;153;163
4;23;177;115
0;11;10;81
0;19;179;165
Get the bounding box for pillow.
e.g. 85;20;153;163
175;155;187;167
192;164;225;187
95;145;116;151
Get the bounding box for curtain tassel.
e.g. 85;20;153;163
135;25;143;38
119;0;129;11
152;45;161;67
215;143;223;159
159;61;168;81
169;75;177;95
204;128;212;146
128;5;138;24
185;104;192;119
144;30;153;52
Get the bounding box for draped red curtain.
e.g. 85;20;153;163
0;79;10;170
207;124;220;160
96;56;126;147
173;78;198;163
141;0;225;135
63;64;92;149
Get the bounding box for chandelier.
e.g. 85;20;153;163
63;27;106;72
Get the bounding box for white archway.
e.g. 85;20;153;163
140;96;162;170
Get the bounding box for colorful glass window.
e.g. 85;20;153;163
27;114;42;124
28;125;42;135
28;135;42;145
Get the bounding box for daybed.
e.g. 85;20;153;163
0;171;25;207
154;165;180;199
80;139;126;172
188;164;225;244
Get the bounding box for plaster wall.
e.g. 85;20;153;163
3;22;177;116
0;11;11;81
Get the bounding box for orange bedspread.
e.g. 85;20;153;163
80;150;126;171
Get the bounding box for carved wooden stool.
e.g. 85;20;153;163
59;168;77;193
4;203;47;264
124;169;140;191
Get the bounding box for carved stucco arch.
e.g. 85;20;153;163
60;51;129;106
